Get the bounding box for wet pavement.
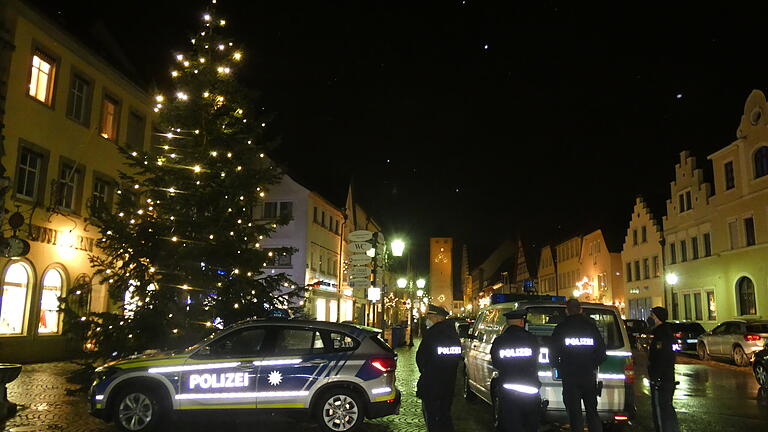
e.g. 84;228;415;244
2;345;767;431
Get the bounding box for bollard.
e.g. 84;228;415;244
0;364;22;420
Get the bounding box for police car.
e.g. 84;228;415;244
88;319;400;432
463;296;635;431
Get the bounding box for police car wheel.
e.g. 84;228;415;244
315;389;363;432
755;364;768;387
113;388;164;432
463;369;476;400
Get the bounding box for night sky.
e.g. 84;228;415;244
42;1;768;275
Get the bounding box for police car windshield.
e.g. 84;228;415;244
525;307;624;350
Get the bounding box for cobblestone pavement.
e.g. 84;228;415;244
4;345;765;432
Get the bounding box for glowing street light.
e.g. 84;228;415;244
391;239;405;257
665;273;679;285
416;289;424;297
397;278;408;289
416;278;426;289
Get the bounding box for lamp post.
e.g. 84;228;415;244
665;272;678;320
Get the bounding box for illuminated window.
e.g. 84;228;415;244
0;262;31;335
315;298;327;321
29;51;55;104
736;277;757;316
99;95;120;140
329;299;338;322
38;269;64;334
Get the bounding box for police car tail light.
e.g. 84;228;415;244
744;334;762;342
370;357;396;372
614;415;629;421
623;358;635;384
673;332;684;338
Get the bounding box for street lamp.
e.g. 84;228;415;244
665;273;679;285
397;278;408;289
391;239;405;257
416;278;426;289
416;289;424;297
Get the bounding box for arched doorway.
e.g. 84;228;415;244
736;276;757;316
1;262;32;335
38;268;65;334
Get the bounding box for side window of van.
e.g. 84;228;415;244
473;312;486;343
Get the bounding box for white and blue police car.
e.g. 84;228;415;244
89;319;400;432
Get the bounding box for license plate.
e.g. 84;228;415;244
687;339;698;343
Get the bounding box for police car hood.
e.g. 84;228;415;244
105;349;190;370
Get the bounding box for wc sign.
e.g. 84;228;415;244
189;372;250;390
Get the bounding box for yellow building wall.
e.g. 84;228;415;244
621;197;664;319
429;237;453;313
0;1;152;362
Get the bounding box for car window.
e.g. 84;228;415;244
725;323;743;334
273;328;325;355
526;307;624;350
208;327;267;357
711;324;727;335
747;323;768;333
328;332;359;351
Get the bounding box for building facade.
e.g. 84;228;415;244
664;90;768;328
621;197;664;320
577;229;624;308
429;237;454;313
555;236;582;298
0;0;153;362
537;246;557;295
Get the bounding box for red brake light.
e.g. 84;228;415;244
370;358;396;372
744;334;762;342
673;332;684;338
614;415;629;421
624;358;635;384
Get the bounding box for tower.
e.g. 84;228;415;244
429;238;454;312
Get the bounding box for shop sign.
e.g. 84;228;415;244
348;241;373;254
349;267;371;278
347;230;373;242
28;224;96;253
349;278;370;289
349;254;372;264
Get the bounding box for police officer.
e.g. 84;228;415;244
416;304;462;432
490;309;541;432
550;298;607;432
647;306;679;432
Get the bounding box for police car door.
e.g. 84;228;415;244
254;326;330;408
177;326;266;410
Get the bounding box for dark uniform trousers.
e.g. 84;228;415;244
422;396;455;432
650;380;679;432
500;391;540;432
562;375;602;432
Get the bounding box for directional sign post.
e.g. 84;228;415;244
347;230;373;242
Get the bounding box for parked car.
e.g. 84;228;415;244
624;319;650;351
89;319;400;432
754;347;768;388
667;321;706;353
463;300;635;430
697;320;768;366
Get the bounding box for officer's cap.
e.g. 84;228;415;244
503;310;526;320
427;304;449;317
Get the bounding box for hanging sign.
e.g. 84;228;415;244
349;242;373;254
350;254;372;265
348;230;373;242
349;267;371;278
349;278;371;289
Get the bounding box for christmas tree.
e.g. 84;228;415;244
64;1;303;357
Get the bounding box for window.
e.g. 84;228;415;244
703;233;712;257
15;148;43;200
693;292;703;321
678;194;685;213
38;269;64;334
683;293;692;320
99;95;120;140
263;201;293;219
321;211;326;227
678;191;692;213
263;202;278;218
641;226;647;243
672;293;679;320
632;230;638;246
274;328;325;354
525;307;623;350
653;256;660;277
669;243;677;264
280;202;293;219
208;327;266;357
685;190;692;211
66;74;91;124
625;263;632;282
680;240;687;262
56;164;79;211
335;220;340;234
745;217;756;246
706;290;717;321
91;177;113;213
724;161;735;190
728;220;739;249
1;262;31;335
313;207;318;223
643;258;649;279
265;249;291;267
127;111;145;150
329;332;358;351
755;146;768;179
736;276;757;316
29;51;55;104
329;299;338;322
634;261;640;280
691;236;699;259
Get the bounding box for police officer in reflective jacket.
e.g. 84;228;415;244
550;298;607;432
490;309;541;432
647;306;679;432
416;304;462;432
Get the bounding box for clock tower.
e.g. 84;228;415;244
429;238;454;313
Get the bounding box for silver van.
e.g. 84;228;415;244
462;300;635;431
